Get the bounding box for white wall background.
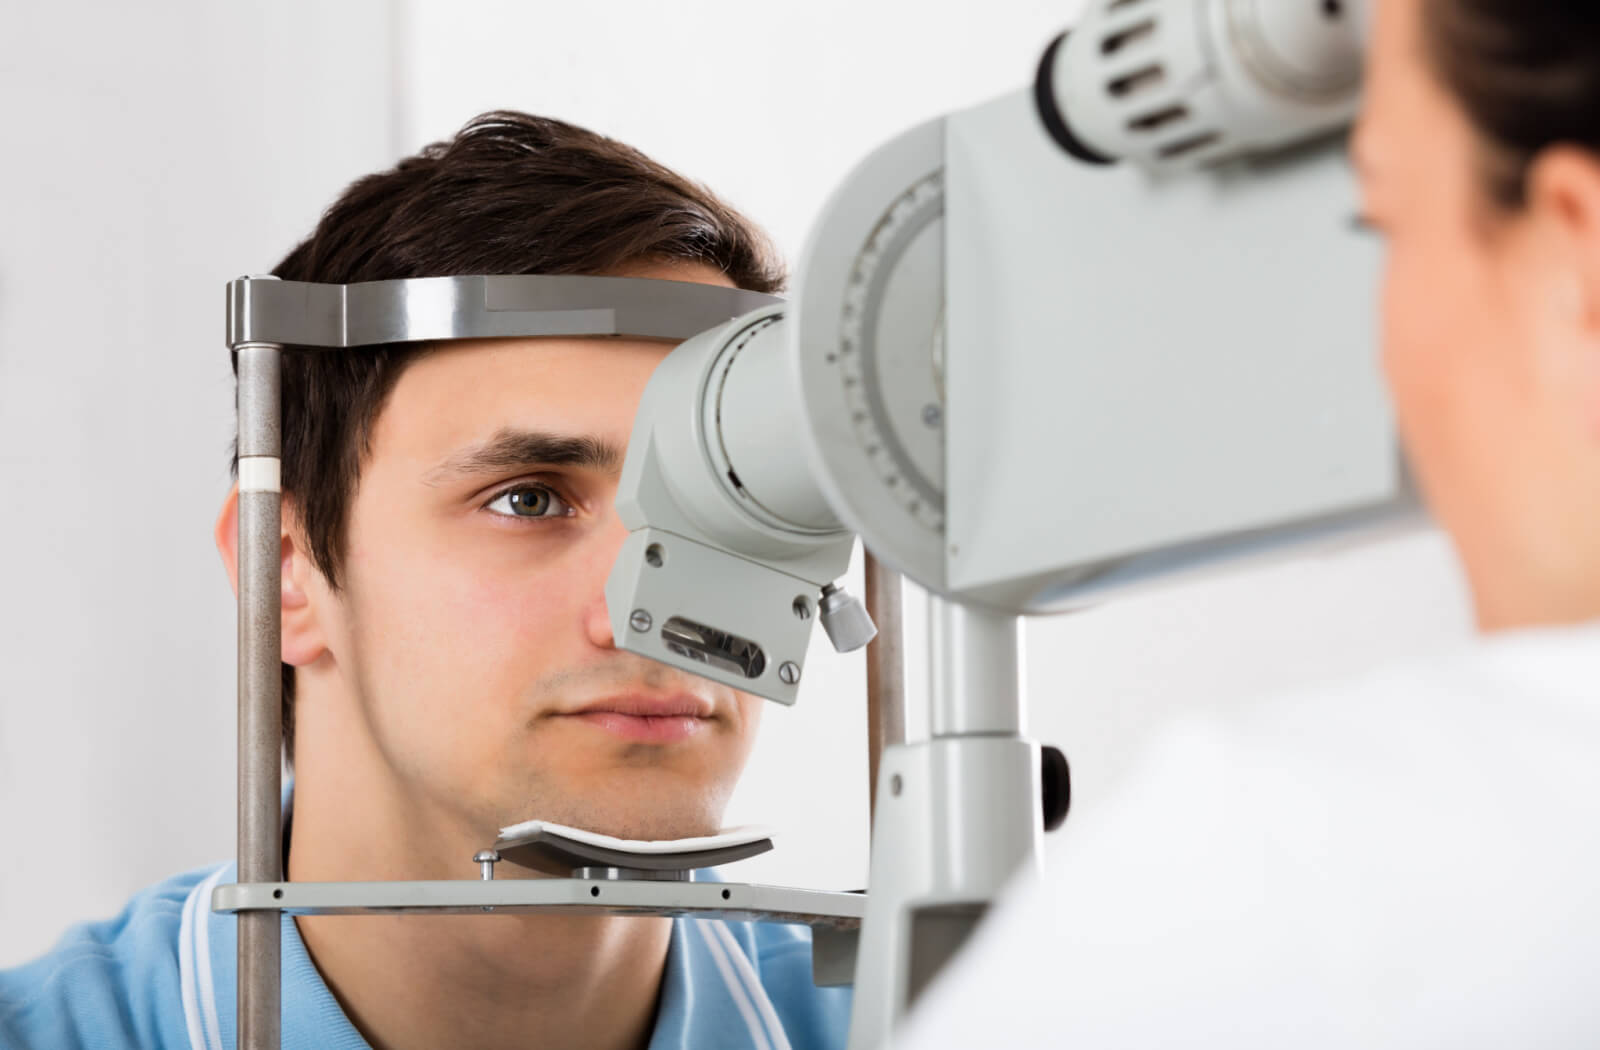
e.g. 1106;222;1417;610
0;1;397;967
0;0;1474;968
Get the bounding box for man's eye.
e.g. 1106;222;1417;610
484;484;574;520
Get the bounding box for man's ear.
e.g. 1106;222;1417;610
213;484;330;668
1526;146;1600;442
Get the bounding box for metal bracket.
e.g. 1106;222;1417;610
213;879;864;930
226;274;783;350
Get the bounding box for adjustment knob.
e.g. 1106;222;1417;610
818;582;877;653
1041;745;1071;832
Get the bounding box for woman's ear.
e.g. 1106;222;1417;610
213;484;329;667
1526;146;1600;441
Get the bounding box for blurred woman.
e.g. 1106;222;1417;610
903;1;1600;1045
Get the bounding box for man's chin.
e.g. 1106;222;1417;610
494;788;726;845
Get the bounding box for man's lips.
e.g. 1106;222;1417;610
556;694;714;743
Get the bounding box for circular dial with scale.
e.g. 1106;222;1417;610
836;171;946;534
791;118;952;594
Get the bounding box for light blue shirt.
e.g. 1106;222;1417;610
0;860;851;1049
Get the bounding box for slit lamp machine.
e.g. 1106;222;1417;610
217;1;1401;1047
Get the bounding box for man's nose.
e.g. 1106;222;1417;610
581;500;632;650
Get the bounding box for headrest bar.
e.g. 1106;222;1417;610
226;274;783;350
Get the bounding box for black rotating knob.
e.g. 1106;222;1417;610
1041;745;1071;832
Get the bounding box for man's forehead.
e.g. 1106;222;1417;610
371;334;669;472
395;333;670;399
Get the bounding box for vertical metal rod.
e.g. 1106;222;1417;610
845;591;1039;1049
928;596;1024;738
863;552;905;829
236;344;284;1050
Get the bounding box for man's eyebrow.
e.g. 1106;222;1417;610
424;428;626;483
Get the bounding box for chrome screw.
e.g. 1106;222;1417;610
474;849;500;881
778;661;802;685
629;609;653;632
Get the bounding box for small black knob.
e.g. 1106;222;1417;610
1041;745;1071;832
1034;32;1117;167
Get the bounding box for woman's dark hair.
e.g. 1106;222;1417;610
231;110;785;761
1424;1;1600;208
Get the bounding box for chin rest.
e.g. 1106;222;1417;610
492;819;775;880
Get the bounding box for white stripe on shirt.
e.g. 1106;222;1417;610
177;876;208;1050
696;919;772;1050
193;865;229;1050
712;920;793;1050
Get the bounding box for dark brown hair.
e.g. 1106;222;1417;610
232;110;785;760
1424;1;1600;208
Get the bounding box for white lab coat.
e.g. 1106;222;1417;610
897;622;1600;1048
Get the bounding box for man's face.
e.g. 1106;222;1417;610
310;264;764;844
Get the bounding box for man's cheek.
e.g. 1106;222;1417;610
1383;246;1458;416
427;562;561;658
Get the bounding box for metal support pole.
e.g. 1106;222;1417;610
236;343;284;1050
928;596;1025;738
847;594;1041;1050
863;553;905;829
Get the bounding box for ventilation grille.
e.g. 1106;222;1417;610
1092;0;1228;163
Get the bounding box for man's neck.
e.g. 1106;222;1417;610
287;737;672;1050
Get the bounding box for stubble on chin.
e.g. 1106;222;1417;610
476;743;730;848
